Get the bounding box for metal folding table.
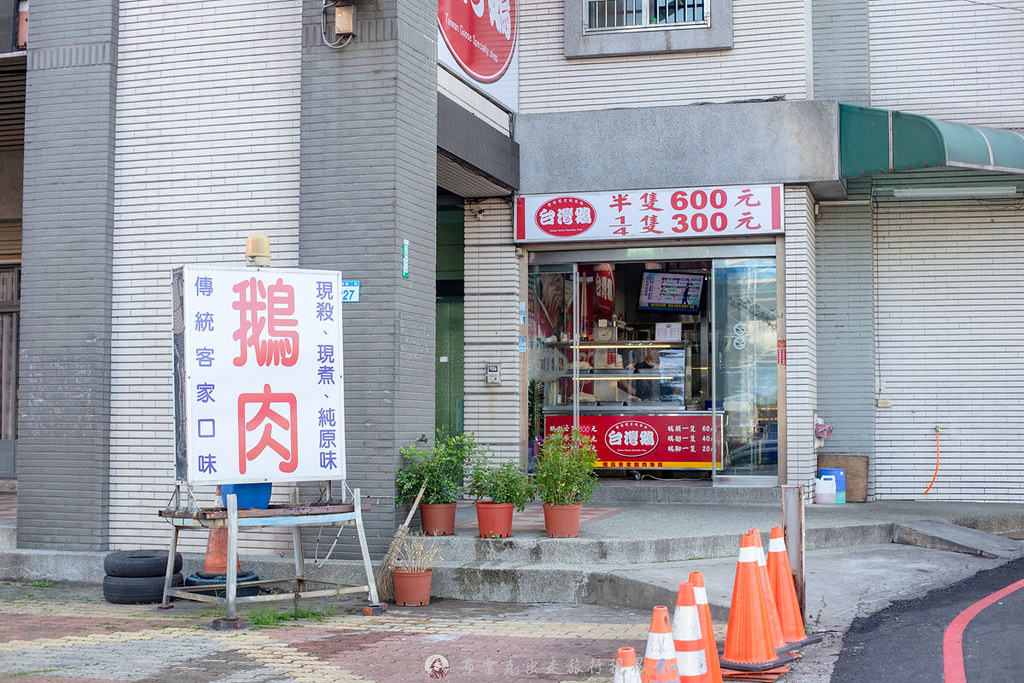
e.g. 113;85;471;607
158;488;379;621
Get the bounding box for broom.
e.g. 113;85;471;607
375;481;426;602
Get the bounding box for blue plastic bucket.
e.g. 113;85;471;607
221;483;272;509
818;468;846;504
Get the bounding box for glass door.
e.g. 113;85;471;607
712;259;778;478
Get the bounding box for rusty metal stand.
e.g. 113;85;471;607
159;487;380;623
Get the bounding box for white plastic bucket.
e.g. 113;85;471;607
815;475;837;505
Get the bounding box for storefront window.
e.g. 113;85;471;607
528;256;778;481
713;259;778;477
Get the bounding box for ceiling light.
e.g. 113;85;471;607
891;186;1018;200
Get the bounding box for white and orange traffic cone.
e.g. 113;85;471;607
641;605;680;682
749;528;788;654
613;646;642;683
200;527;241;576
767;526;823;648
689;571;723;683
672;582;709;682
720;532;796;672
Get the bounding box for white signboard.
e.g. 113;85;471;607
437;0;519;112
515;185;784;243
173;266;345;485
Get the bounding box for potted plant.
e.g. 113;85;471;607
465;456;535;538
395;428;475;535
391;534;442;606
532;426;599;537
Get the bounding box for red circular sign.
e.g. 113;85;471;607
535;197;597;237
604;420;659;458
438;0;518;83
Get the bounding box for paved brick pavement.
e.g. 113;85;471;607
0;580;715;682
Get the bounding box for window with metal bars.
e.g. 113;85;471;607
587;0;706;30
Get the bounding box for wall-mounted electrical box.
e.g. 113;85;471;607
485;363;501;385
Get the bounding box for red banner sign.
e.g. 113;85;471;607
544;414;722;469
593;263;615;314
438;0;518;83
516;185;783;243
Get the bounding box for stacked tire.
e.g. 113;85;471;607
103;550;183;604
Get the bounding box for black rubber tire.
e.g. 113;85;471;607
104;550;183;578
103;573;183;604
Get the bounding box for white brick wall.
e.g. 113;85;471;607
110;1;302;553
462;200;524;463
814;185;876;467
873;176;1024;501
518;0;811;113
783;187;817;489
868;0;1024;128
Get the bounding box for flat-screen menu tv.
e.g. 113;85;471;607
638;272;703;313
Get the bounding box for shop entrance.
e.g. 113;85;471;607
528;249;779;482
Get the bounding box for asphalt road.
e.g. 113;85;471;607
832;556;1024;682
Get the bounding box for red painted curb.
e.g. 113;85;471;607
942;577;1024;683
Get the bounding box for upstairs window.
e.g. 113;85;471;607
587;0;706;30
566;0;730;58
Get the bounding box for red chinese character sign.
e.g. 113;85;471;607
437;0;519;111
515;185;784;243
172;266;345;486
544;414;723;469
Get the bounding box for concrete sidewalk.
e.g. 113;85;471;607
0;542;1014;682
2;488;1024;681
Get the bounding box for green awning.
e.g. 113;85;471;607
840;104;1024;178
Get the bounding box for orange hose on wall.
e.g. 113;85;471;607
923;426;941;496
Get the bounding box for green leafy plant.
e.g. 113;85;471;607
466;457;535;511
248;605;332;628
532;426;599;506
395;428;477;505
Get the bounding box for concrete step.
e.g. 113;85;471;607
590;481;782;505
0;520;14;550
424;521;896;567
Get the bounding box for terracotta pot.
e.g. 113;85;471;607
475;501;514;538
392;569;433;606
542;503;582;538
420;503;457;536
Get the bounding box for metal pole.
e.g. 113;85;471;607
353;488;380;605
226;493;239;619
159;526;180;609
291;486;305;594
781;484;805;617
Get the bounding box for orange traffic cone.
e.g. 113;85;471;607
689;571;723;683
767;527;823;648
613;646;642;683
201;528;241;576
672;582;709;682
749;528;788;653
720;532;796;672
641;606;680;682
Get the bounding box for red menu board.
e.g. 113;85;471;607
544;414;722;469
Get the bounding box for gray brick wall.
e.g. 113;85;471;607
815;181;876;463
17;0;118;550
299;0;437;557
812;0;870;104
